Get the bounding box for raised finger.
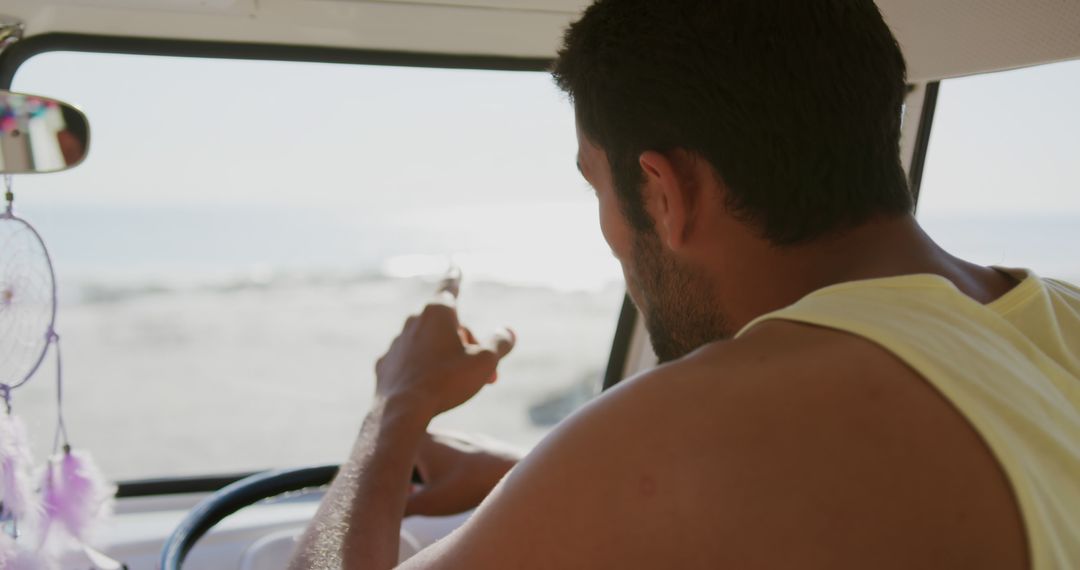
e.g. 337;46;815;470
484;327;516;359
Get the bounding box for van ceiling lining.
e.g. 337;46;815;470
322;0;581;16
2;0;1079;81
879;0;1080;81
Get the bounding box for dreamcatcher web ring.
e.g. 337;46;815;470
0;179;59;398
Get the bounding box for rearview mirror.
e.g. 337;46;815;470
0;91;89;174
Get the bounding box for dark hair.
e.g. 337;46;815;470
553;0;913;245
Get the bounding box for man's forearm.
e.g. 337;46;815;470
290;399;429;570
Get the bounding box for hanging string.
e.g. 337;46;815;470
50;331;70;455
3;174;13;215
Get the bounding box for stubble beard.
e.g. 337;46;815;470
628;231;731;364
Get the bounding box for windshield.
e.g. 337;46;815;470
10;51;625;481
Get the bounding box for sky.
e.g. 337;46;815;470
9;52;626;290
11;52;588;210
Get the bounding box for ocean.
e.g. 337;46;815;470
5;202;627;481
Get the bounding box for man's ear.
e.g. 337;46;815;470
638;150;698;249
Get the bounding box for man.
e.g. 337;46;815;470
290;0;1080;568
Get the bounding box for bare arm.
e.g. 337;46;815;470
288;285;515;570
288;399;427;570
406;431;520;517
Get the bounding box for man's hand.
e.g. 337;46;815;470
406;431;522;517
375;272;516;421
289;271;516;570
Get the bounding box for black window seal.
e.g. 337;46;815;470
908;81;940;210
0;31;639;497
0;32;553;88
602;294;638;391
115;472;260;499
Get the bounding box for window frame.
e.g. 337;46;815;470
906;81;940;210
0;32;639;494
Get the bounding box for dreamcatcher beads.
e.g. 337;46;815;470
4;174;13;213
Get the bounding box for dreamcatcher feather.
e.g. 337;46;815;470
1;532;57;570
1;177;116;568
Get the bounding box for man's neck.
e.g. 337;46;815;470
705;214;1017;332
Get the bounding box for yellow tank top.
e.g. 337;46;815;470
736;268;1080;569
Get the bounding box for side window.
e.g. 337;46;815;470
917;59;1080;282
11;52;624;481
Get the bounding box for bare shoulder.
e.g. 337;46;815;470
405;321;1027;569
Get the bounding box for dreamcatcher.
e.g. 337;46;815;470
0;176;115;569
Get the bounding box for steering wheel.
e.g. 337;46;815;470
159;465;339;570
